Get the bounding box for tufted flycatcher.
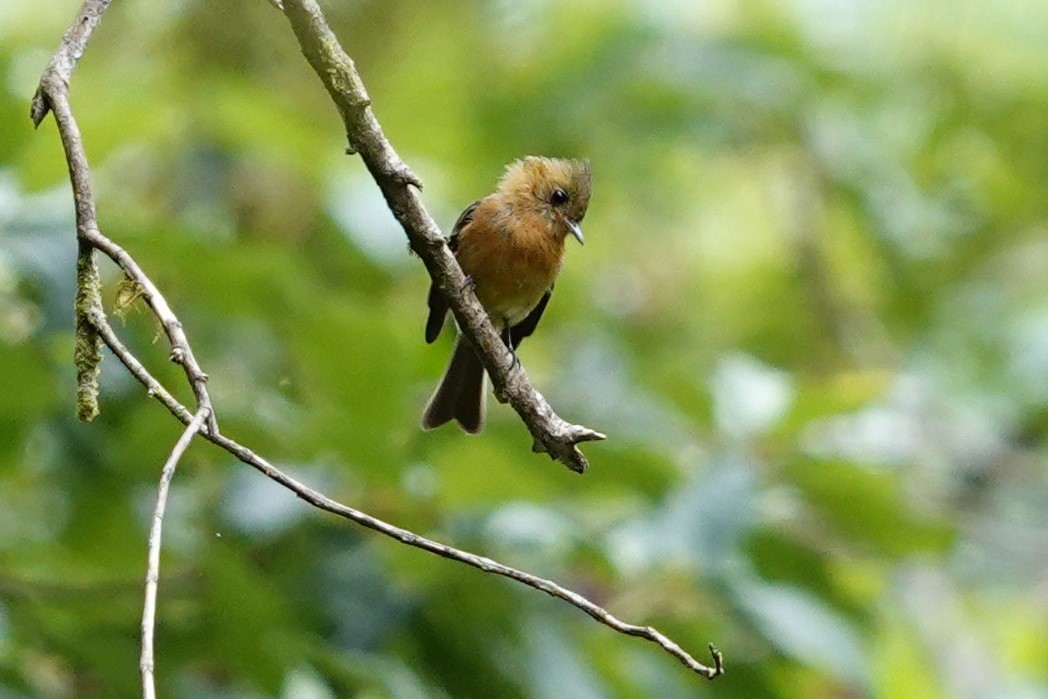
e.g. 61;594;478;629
422;156;592;433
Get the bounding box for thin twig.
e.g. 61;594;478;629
205;429;722;678
88;308;195;425
140;407;209;699
90;308;723;679
281;0;605;473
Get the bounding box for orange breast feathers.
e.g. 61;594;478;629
453;197;566;329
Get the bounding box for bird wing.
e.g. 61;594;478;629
504;288;552;350
425;200;479;343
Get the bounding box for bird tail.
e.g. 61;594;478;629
421;336;486;433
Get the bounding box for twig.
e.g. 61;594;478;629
81;225;218;434
280;0;605;473
140;407;209;699
88;308;195;425
32;0;218;436
88;307;723;680
209;427;722;677
29;0;111;128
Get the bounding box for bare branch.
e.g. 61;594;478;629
32;0;218;436
206;429;720;677
29;0;112;423
280;0;605;473
140;408;209;699
89;307;722;680
30;0;112;127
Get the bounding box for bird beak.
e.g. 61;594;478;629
567;219;585;245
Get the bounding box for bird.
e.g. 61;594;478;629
421;156;592;433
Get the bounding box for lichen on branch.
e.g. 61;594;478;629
74;245;103;421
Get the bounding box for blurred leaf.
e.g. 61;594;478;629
735;580;867;686
872;615;945;699
522;617;608;699
785;458;955;556
201;545;297;693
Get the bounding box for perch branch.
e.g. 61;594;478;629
140;407;209;699
280;0;605;473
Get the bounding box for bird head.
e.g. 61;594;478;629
498;156;591;244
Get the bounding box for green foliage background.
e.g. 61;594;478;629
2;0;1047;697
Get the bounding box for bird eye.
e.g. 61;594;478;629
550;187;569;206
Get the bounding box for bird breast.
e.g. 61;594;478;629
455;214;565;328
